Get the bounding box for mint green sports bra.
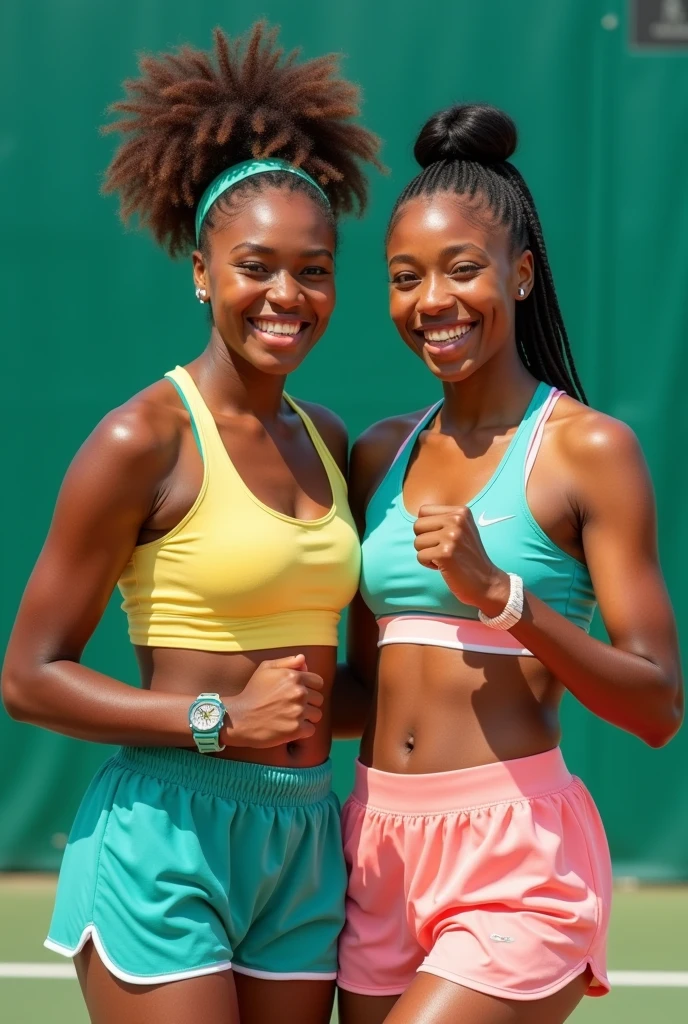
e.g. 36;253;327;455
360;382;596;656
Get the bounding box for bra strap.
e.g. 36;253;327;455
524;388;563;485
283;394;347;493
164;366;223;464
390;401;443;473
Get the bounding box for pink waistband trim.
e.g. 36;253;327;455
377;614;532;656
352;748;572;814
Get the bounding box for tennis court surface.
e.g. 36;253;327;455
1;877;686;1023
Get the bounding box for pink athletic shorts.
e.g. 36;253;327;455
338;748;611;1001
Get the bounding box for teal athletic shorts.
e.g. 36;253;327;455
45;747;346;985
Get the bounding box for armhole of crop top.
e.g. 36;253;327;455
124;371;211;553
365;402;444;516
283;394;348;495
519;387;590;572
524;387;563;487
165;373;203;459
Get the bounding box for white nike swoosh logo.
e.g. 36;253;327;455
478;512;517;527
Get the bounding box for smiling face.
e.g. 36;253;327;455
192;187;336;375
387;193;533;383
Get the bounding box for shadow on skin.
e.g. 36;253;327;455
464;650;563;763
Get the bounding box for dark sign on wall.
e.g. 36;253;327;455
632;0;688;47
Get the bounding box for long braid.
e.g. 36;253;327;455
502;167;587;400
388;105;587;402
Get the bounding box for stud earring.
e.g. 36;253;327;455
195;287;207;303
517;287;526;297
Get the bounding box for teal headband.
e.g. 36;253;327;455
194;158;331;243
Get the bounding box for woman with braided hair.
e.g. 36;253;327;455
2;22;379;1024
336;104;682;1023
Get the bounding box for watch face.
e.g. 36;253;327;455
191;702;222;732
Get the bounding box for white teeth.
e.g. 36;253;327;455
254;318;302;336
423;323;474;343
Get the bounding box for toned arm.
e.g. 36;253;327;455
506;412;683;747
0;397;208;744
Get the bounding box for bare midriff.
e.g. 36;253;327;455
360;643;564;774
137;644;336;767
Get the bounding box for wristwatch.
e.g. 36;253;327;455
188;693;227;753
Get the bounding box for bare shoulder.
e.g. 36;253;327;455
353;408;430;464
45;377;192;539
350;408;433;512
295;400;348;473
550;395;646;470
296;399;347;439
75;377;187;482
547;395;653;526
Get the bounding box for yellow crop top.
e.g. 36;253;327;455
118;366;361;652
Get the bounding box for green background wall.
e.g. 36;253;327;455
1;0;686;878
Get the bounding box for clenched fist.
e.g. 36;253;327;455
413;505;510;614
224;654;325;748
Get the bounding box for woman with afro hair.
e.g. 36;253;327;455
2;22;380;1024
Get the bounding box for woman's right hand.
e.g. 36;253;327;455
225;654;325;748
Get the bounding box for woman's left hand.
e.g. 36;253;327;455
413;504;510;614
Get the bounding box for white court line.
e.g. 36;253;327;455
608;970;688;987
0;964;688;985
0;963;76;978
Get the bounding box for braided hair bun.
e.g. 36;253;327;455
389;103;587;402
414;104;517;169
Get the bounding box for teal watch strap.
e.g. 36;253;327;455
195;731;224;753
189;692;226;754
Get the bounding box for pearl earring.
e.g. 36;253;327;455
195;287;207;303
517;287;526;297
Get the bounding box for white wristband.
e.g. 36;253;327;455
478;574;524;630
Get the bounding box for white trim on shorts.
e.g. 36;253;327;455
232;963;337;981
44;924;232;986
